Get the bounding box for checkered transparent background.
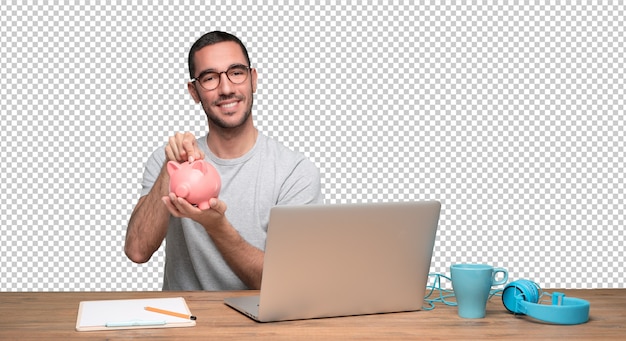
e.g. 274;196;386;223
1;2;623;291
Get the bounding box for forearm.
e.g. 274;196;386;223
207;220;264;289
162;193;265;289
125;166;171;263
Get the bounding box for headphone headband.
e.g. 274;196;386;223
502;280;590;325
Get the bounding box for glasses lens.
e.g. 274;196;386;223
198;72;219;90
226;66;249;84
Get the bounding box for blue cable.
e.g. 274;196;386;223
423;273;504;311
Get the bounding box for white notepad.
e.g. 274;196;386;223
76;297;196;331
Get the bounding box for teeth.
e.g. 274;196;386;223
221;102;237;108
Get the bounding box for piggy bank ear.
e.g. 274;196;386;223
191;160;208;173
167;161;181;175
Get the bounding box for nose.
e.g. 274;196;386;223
175;184;190;198
216;72;234;95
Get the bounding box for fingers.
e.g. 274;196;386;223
209;198;227;214
162;195;226;218
177;132;194;162
164;132;205;163
162;194;182;217
162;193;200;217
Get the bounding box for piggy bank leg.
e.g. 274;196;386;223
198;201;211;210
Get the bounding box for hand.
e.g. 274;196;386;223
162;194;228;232
164;132;205;163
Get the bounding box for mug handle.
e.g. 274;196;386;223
492;267;509;286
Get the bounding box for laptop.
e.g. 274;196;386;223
224;200;441;322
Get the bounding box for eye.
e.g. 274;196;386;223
200;73;217;83
229;68;246;76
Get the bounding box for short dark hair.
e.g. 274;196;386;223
188;31;251;79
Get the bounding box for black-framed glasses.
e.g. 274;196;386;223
191;64;251;91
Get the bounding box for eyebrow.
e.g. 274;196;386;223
195;63;249;79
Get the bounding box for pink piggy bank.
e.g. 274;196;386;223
167;160;221;210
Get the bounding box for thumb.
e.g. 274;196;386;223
209;198;227;214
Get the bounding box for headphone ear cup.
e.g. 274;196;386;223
502;280;540;314
502;279;590;325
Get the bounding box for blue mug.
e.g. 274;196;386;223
451;264;508;318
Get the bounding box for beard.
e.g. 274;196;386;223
202;94;254;130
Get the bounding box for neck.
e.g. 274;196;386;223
207;120;258;159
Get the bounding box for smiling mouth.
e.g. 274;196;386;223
220;101;238;109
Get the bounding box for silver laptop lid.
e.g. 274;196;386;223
256;200;441;322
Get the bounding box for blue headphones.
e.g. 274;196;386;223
501;280;590;325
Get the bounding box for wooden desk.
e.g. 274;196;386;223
0;289;624;340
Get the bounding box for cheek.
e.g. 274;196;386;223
197;96;213;113
201;98;213;111
198;93;214;107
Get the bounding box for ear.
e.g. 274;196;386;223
167;161;181;175
251;68;258;93
187;81;201;103
191;160;208;173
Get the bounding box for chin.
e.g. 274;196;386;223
209;111;252;130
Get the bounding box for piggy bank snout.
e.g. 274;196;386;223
174;183;191;198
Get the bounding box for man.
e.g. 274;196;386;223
124;31;324;290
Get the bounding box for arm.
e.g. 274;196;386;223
124;165;171;263
163;196;264;289
125;132;205;263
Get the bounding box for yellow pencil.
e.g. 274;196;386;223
145;306;197;320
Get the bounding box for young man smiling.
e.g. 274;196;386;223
125;31;324;290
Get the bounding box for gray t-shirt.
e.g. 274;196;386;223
139;132;324;290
